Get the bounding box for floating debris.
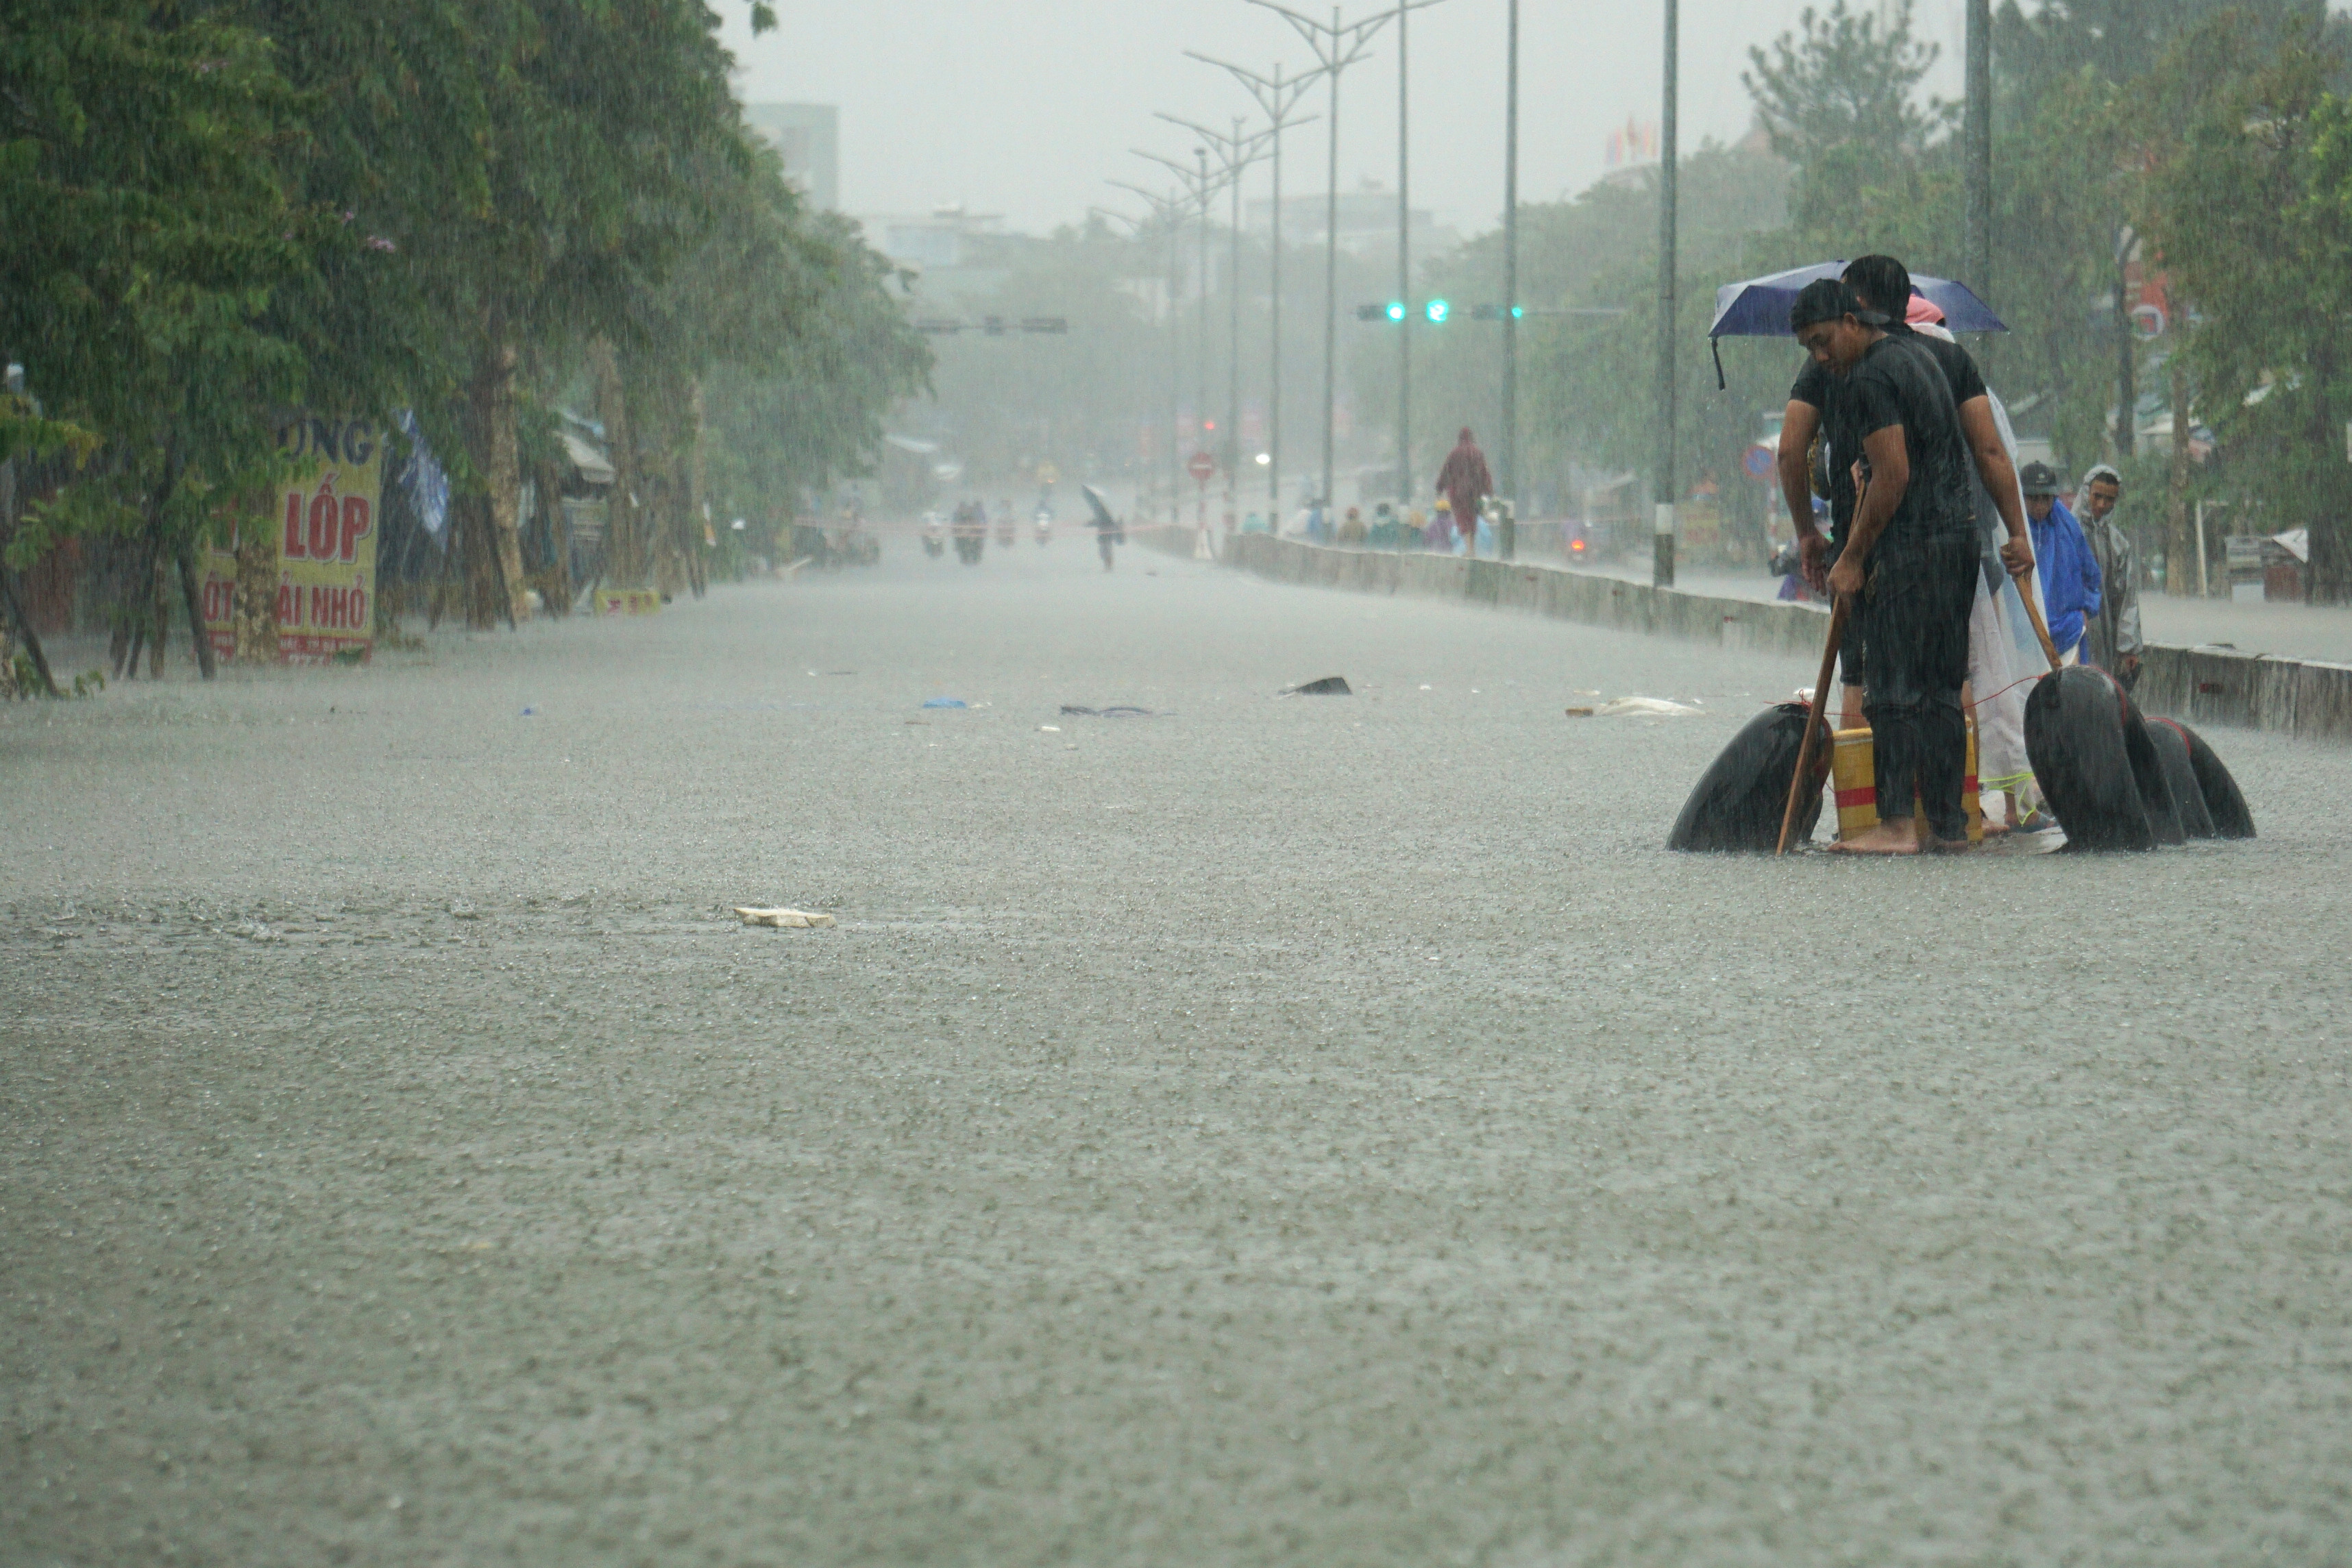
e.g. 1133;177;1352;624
733;907;837;929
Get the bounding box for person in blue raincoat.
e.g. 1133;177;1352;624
2019;462;2100;663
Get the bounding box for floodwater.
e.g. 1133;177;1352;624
5;537;2350;1565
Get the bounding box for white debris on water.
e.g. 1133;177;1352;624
1593;696;1704;718
735;907;836;929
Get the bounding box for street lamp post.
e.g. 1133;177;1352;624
1156;113;1274;529
1391;0;1453;516
1654;0;1679;589
1247;1;1393;519
1197;143;1210;504
1185;53;1325;515
1103;188;1192;518
1132;146;1234;528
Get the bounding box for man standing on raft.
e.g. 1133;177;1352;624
1789;279;1981;854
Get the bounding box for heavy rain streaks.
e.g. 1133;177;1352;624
9;0;2352;1565
8;548;2352;1565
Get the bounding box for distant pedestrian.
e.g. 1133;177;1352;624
1427;495;1456;553
1337;506;1367;546
1436;427;1493;559
1090;504;1119;571
2020;462;2100;664
2074;463;2142;689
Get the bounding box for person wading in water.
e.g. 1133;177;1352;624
1791;279;1981;855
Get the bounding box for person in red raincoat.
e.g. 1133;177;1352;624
1435;427;1493;557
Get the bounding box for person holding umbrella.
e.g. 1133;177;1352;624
1776;260;2035;692
1081;485;1125;572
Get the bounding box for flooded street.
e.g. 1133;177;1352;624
7;548;2351;1565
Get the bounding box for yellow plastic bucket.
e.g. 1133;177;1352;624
1830;722;1983;843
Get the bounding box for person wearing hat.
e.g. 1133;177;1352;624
2020;461;2101;665
1790;278;1981;853
2074;463;2142;688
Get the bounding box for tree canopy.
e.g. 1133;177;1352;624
0;0;928;670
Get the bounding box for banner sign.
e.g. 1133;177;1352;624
593;587;662;616
201;417;381;664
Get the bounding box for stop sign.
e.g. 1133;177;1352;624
1187;450;1216;483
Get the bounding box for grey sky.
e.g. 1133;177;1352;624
721;1;1968;236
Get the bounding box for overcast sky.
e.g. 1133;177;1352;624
720;1;1969;235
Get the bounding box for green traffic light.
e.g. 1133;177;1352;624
1385;301;1406;322
1425;299;1449;323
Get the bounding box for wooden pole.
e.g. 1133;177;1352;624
2014;563;2062;672
1776;596;1850;855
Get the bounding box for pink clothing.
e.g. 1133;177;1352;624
1435;428;1493;535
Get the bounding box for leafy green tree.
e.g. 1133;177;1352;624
699;197;933;543
0;0;367;683
2140;8;2352;598
1745;0;1950;236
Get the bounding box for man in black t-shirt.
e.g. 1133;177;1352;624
1789;278;1980;853
1774;256;2035;718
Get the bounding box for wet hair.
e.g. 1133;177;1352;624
1842;254;1914;317
1789;278;1862;332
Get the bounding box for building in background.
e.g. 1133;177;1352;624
742;102;839;211
1243;180;1456;267
859;205;1029;310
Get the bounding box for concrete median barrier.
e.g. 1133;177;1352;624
1217;535;2352;743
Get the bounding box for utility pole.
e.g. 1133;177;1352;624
1962;0;1991;300
1157;113;1274;529
1186;53;1325;514
1654;0;1678;589
1249;1;1393;519
1499;0;1519;559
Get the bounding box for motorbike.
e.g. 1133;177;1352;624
921;511;946;559
1033;507;1053;548
952;502;988;565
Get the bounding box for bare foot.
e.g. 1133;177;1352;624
1828;820;1921;855
1924;834;1976;854
1980;816;2011;837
